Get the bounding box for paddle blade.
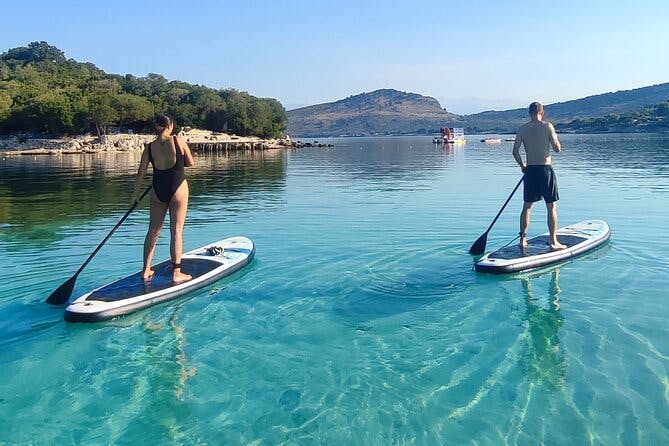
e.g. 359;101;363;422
468;232;488;255
46;276;76;305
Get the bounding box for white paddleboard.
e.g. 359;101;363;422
64;236;255;322
475;220;610;274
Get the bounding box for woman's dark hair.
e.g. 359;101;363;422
154;114;173;134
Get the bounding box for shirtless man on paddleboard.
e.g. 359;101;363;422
512;102;566;251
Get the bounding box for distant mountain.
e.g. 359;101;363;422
464;83;669;132
287;83;669;136
286;89;460;137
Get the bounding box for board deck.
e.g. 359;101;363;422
64;236;255;322
475;220;610;274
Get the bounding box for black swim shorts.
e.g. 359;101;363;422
523;165;559;203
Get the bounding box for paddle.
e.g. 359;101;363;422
468;176;524;255
45;185;152;305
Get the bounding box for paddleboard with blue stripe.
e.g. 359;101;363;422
64;236;255;322
475;220;610;274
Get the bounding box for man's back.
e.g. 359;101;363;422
516;121;559;166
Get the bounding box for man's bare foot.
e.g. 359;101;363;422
550;241;567;251
173;270;192;284
142;269;155;281
519;236;528;248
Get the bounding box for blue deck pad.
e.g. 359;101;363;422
88;258;222;302
488;235;587;260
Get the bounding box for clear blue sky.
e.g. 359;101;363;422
2;0;669;114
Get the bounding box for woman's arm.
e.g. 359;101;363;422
133;144;151;202
177;136;195;167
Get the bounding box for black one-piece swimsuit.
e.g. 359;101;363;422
148;136;186;203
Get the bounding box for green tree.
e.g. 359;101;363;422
1;41;66;63
0;42;287;137
86;93;118;136
114;93;154;131
29;90;73;134
0;88;12;121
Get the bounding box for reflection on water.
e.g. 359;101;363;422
141;307;197;402
519;269;566;390
0;149;288;244
288;136;455;183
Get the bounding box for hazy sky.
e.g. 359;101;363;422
2;0;669;114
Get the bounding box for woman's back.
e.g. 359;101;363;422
149;138;180;170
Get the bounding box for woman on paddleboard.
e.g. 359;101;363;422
133;114;195;283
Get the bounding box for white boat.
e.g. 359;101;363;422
434;126;456;144
452;128;466;143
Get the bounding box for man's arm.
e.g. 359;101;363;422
548;123;562;152
512;132;525;171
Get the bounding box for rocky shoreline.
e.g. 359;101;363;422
0;128;330;156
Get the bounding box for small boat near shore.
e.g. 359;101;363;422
452;128;466;143
480;138;502;143
433;126;465;145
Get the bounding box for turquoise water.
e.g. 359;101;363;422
1;134;668;444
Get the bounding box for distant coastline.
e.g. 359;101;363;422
287;86;669;138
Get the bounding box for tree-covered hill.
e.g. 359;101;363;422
462;83;669;133
0;42;287;138
557;101;669;133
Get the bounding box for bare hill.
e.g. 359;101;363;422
287;89;460;137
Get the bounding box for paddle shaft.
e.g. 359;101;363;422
483;176;524;234
72;185;152;278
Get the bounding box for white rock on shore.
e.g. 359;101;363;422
0;129;294;155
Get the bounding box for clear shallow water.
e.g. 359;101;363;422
1;135;668;444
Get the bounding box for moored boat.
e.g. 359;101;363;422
452;128;466;143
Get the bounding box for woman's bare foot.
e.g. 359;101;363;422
173;269;192;284
142;269;155;281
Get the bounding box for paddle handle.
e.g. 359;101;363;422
484;176;524;234
73;185;152;277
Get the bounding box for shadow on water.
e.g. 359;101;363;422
0;300;63;348
0;150;288;246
